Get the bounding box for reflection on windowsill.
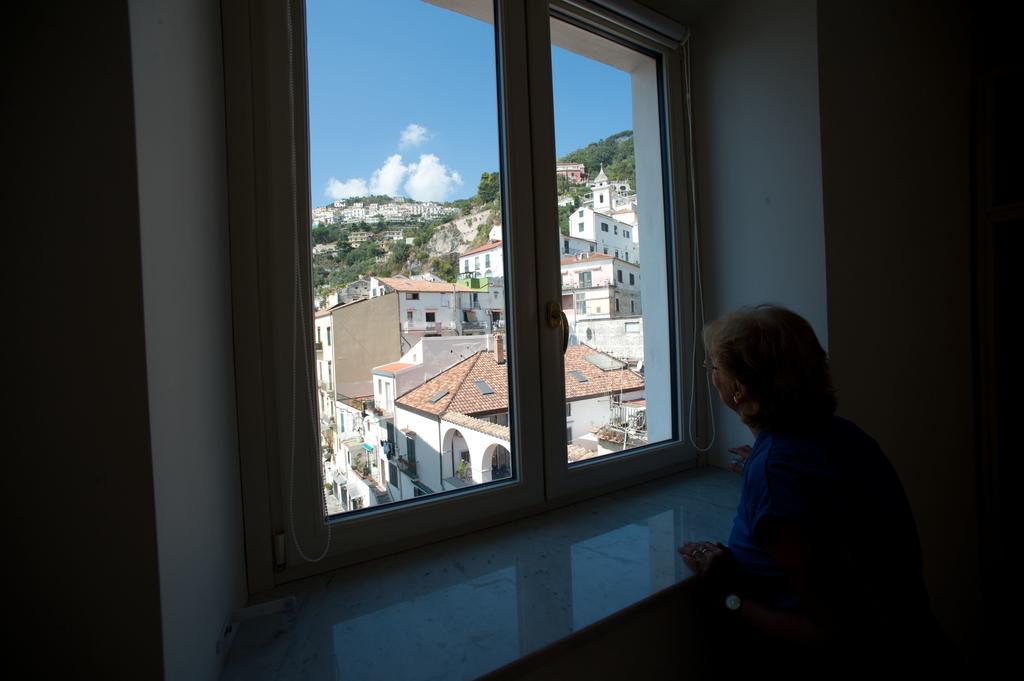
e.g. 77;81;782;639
222;467;740;681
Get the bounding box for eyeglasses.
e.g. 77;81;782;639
702;359;719;373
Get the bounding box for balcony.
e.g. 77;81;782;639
319;380;333;393
315;341;324;359
402;320;457;332
459;320;488;334
397;455;418;478
610;403;647;434
562;281;615;291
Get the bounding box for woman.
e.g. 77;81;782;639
679;304;959;679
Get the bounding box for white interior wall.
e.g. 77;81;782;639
690;0;827;466
128;1;247;679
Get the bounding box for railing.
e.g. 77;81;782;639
397;455;418;478
315;341;324;358
562;281;615;291
319;380;333;392
402;320;457;332
459;320;488;332
611;404;647;432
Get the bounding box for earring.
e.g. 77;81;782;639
733;393;741;404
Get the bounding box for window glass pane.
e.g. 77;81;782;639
308;0;514;515
551;17;674;463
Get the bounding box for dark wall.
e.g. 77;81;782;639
817;0;977;656
6;3;164;677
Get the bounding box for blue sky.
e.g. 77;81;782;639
306;1;632;206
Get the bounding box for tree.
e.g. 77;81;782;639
387;241;411;273
559;130;635;186
476;171;499;204
556;174;573;195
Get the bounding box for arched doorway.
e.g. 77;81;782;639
485;444;511;481
441;428;471;482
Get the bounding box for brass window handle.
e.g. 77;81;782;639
546;301;569;354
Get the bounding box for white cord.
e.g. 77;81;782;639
286;0;332;564
682;39;717;454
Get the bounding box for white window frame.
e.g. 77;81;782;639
222;0;696;592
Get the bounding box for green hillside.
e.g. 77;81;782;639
559;130;634;186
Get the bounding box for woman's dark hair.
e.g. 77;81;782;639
703;304;837;431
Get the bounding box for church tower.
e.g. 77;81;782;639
591;164;613;210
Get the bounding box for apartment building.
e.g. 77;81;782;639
556;161;587;183
385;342;644;495
566;206;639;262
459;240;505;278
368;276;480;333
560;253;642;324
559;233;597;255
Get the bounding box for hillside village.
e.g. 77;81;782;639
313;133;649;513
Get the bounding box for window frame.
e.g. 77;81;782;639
222;0;696;592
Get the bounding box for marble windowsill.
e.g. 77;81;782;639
221;466;741;681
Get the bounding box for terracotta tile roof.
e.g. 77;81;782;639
376;277;473;293
373;362;413;373
441;411;511;441
397;343;644;417
397;351;508;416
564;344;645;400
461;240;503;257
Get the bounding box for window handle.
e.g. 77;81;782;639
560;311;569;354
546;301;569;354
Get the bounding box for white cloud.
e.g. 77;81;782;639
369;154;408;196
399;123;429;149
326;152;461;202
325;176;369;200
404;154;463;202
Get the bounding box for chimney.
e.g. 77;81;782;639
494;334;506;365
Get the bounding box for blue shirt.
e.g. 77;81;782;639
727;416;925;613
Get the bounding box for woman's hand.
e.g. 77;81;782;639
728;445;752;473
678;541;735;583
728;444;752;461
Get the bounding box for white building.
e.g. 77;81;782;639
565;206;639;263
314;306;337;446
582;165;634;216
358;336;492;506
369;276;488;334
559;234;597;256
459;240;504;278
560;253;642;325
572;316;644;366
387;342;645;494
312;206;337;226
